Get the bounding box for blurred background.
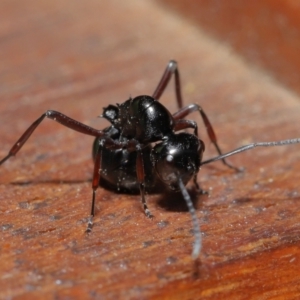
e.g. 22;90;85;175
161;0;300;95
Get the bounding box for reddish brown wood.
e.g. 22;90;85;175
1;1;300;299
159;0;300;96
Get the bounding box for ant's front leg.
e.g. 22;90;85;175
87;138;103;233
136;143;153;219
87;136;132;232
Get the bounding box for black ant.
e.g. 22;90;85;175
1;60;300;259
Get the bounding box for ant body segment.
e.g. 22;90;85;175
1;60;300;259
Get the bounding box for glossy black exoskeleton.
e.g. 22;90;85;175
1;60;300;259
94;128;203;193
93;125;159;193
102;95;174;143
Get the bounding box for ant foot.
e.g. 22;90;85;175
85;216;93;233
225;161;242;173
145;209;154;219
198;189;209;195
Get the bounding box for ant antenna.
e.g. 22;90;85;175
201;138;300;166
177;174;201;259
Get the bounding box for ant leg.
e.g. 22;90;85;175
173;104;240;171
174;119;198;136
86;139;104;233
136;145;153;218
0;111;129;232
193;174;209;195
86;137;130;232
152;60;183;108
0;110;105;165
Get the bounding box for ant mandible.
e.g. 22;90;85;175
1;60;300;259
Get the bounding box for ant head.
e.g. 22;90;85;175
151;133;203;191
102;105;120;126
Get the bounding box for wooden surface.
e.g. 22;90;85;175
1;1;300;299
160;0;300;95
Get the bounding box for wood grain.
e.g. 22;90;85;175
159;0;300;95
1;1;300;299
